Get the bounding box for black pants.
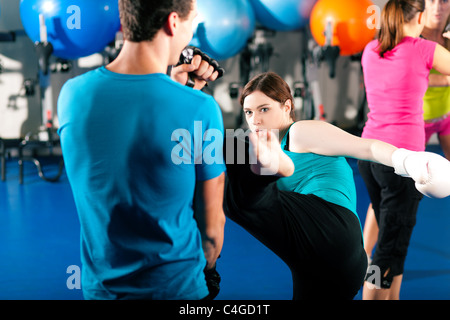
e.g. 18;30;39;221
223;134;367;300
358;160;423;288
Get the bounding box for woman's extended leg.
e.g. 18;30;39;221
223;132;366;299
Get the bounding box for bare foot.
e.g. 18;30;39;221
248;130;295;177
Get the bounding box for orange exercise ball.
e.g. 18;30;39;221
310;0;377;56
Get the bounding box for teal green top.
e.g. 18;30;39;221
277;125;358;216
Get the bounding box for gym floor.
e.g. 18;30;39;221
0;144;449;300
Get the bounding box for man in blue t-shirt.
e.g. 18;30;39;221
57;0;226;300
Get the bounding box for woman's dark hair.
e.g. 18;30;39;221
377;0;426;57
119;0;193;42
240;72;296;121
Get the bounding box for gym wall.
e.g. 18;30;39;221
0;0;389;139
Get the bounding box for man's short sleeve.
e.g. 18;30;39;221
195;96;226;181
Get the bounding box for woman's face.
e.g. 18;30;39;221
426;0;450;28
243;90;292;133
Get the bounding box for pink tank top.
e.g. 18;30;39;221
361;37;436;151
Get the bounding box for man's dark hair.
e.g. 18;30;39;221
119;0;194;42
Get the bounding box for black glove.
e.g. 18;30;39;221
178;46;225;77
204;263;221;300
176;46;225;87
167;46;225;87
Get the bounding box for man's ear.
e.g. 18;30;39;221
164;12;178;36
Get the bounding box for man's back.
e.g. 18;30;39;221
57;66;225;299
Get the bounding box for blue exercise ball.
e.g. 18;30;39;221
20;0;120;60
249;0;317;31
192;0;255;61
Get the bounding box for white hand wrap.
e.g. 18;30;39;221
391;148;450;198
391;148;416;177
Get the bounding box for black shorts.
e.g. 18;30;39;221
223;134;367;300
358;160;423;289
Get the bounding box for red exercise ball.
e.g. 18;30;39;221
310;0;377;56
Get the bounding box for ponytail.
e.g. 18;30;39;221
377;0;425;58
